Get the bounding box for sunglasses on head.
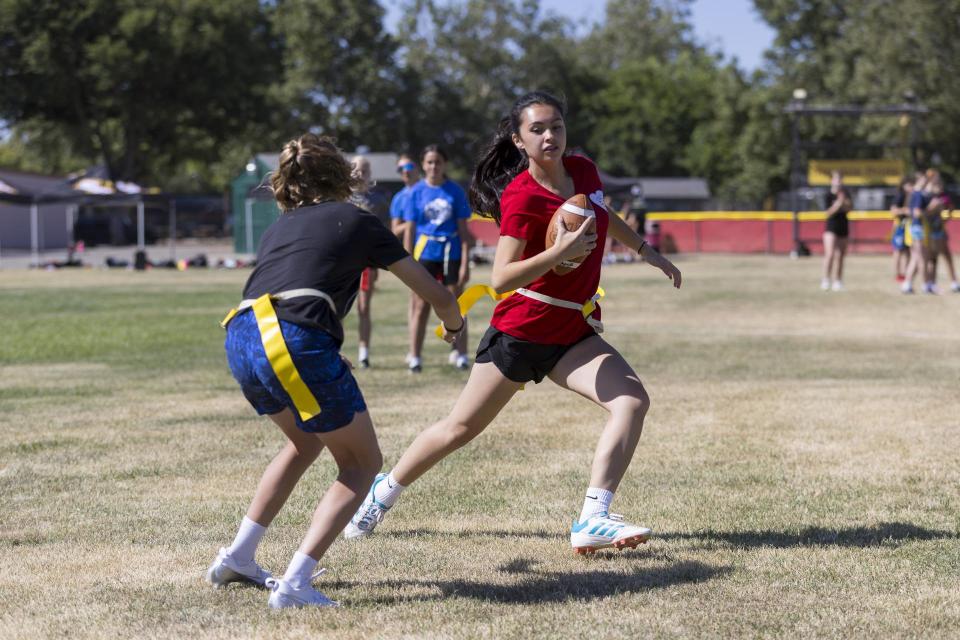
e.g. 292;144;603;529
396;162;416;173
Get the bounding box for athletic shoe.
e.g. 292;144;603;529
206;547;272;588
901;283;914;294
820;278;831;291
455;354;470;371
570;513;651;555
923;282;939;295
951;282;960;293
266;570;339;609
831;280;844;292
448;350;459;365
359;358;370;369
343;473;390;539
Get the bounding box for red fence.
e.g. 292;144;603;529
467;211;959;255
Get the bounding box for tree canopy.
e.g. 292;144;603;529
0;0;955;203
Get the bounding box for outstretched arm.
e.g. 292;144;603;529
608;211;682;289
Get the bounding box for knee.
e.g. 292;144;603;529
442;419;483;450
613;390;650;426
339;445;382;488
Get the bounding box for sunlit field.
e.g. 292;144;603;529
1;254;958;639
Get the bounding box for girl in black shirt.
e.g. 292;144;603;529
206;134;463;609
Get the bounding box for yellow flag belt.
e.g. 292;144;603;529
221;291;331;422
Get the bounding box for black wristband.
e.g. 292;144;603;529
444;319;464;334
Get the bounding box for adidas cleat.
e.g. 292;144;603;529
570;513;651;555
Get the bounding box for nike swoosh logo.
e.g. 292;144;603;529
586;495;599;500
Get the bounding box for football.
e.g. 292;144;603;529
545;193;596;275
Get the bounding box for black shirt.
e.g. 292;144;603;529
241;201;408;345
825;189;851;218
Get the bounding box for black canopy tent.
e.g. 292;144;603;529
0;188;181;267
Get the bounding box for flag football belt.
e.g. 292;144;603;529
434;284;605;339
220;289;336;422
413;233;453;261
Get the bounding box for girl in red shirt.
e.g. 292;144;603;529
345;92;681;554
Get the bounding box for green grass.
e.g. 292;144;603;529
1;256;958;639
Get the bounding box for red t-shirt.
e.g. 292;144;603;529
490;155;609;345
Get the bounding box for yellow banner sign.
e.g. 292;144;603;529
808;160;905;186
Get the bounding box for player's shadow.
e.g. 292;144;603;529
335;558;729;605
658;521;956;549
379;527;561;541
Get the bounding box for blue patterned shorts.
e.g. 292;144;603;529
224;311;366;433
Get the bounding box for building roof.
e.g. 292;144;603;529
0;167;73;198
636;177;711;200
592;162;711;200
254;151;401;184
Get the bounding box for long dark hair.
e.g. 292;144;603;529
469;91;566;225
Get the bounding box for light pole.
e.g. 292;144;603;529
789;88;807;258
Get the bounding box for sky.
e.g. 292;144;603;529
384;0;776;72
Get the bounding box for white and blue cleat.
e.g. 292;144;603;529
570;513;651;555
343;472;391;539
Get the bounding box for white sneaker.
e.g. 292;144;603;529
454;354;470;371
901;282;914;294
820;278;831;291
206;547;271;588
448;350;459;365
266;571;339;609
570;513;651;555
831;280;844;291
343;473;390;539
923;282;939;295
951;282;960;293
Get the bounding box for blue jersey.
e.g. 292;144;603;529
389;185;413;220
403;179;471;262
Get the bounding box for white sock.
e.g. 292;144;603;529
372;471;406;508
283;550;319;589
359;345;369;362
579;487;614;522
409;356;421;369
226;516;266;565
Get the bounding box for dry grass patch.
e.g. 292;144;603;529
1;255;958;639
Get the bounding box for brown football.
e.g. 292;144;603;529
545;193;595;275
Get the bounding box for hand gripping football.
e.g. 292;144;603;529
545;193;595;275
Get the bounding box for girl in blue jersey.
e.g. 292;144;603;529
404;145;474;372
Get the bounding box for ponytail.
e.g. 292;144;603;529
469;91;566;225
469;118;526;225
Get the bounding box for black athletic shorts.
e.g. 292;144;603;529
475;326;596;384
825;213;849;238
419;259;461;285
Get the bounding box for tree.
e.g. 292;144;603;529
391;0;593;176
754;0;960;175
0;0;280;187
269;0;403;152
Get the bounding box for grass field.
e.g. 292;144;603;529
1;255;959;639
